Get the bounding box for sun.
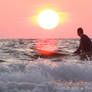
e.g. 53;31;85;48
38;10;59;29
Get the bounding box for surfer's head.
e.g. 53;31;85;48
77;27;84;37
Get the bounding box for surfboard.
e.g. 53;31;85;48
33;49;69;58
0;60;6;62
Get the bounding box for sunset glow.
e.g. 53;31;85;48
0;0;92;38
38;10;59;29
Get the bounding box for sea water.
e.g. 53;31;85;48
0;39;92;92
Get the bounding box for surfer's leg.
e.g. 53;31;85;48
80;52;88;60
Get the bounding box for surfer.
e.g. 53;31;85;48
74;27;92;55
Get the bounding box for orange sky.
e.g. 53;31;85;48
0;0;92;39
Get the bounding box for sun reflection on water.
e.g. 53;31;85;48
35;39;57;55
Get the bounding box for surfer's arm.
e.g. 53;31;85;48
74;40;82;54
74;46;81;54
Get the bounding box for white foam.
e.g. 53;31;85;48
0;60;92;91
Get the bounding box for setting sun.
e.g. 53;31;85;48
38;10;59;29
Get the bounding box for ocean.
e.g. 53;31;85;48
0;39;92;92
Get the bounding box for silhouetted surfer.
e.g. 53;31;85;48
74;27;92;55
